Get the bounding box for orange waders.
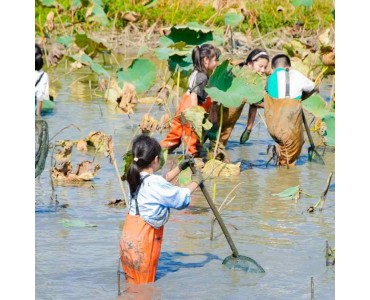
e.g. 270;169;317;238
120;214;164;284
160;93;212;156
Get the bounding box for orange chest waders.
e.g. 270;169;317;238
119;175;164;284
160;93;212;156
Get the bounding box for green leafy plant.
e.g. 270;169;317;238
117;59;156;93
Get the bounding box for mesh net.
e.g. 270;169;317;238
35;120;49;178
222;255;265;273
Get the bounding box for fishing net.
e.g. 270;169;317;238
35;120;49;178
222;255;265;273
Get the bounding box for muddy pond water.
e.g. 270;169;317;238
35;61;335;300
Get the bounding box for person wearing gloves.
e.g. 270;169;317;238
119;134;203;285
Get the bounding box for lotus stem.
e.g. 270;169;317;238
213;104;223;160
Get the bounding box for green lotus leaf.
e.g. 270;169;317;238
89;4;109;26
90;61;109;77
175;22;213;33
70;53;108;76
160;22;214;46
56;35;75;48
70;0;82;10
224;12;244;27
59;219;97;228
154;42;193;60
290;0;313;7
90;0;103;5
117;59;156;94
206;60;260;107
154;47;174;60
74;33;108;57
41;0;58;7
321;113;335;146
168;54;193;75
70;53;93;64
237;67;266;104
208;60;233;91
302;94;328;118
206;78;249;108
182;106;211;139
272;185;300;200
168;41;188;50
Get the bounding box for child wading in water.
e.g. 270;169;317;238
239;49;270;144
160;44;221;157
208;49;269;161
263;53;317;166
119;134;203;285
35;43;50;117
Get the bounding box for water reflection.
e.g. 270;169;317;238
156;251;221;280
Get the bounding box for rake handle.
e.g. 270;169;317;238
190;165;239;257
302;110;315;149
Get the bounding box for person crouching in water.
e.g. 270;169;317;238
263;54;317;166
239;49;270;144
35;43;50;117
119;134;203;285
208;49;269;161
160;44;221;157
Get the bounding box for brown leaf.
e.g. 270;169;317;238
157;86;169;101
118;101;135;114
85;7;93;18
121;11;141;23
48;43;65;66
104;78;123;103
53;160;73;176
86;131;107;151
202;159;241;177
76;140;88;152
75;160;101;180
139;114;159;133
104;135;114;161
45;11;55;32
158;114;171;130
321;51;335;66
54;140;74;162
107;199;126;207
121;82;137;103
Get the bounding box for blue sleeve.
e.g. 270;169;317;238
153;177;191;210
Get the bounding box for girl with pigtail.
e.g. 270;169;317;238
119;134;203;285
160;44;221;157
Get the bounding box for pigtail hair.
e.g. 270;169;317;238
192;46;202;73
126;134;162;197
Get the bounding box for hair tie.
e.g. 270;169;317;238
252;51;268;61
133;157;139;162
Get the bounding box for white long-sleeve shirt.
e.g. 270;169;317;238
35;70;49;102
127;172;191;229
